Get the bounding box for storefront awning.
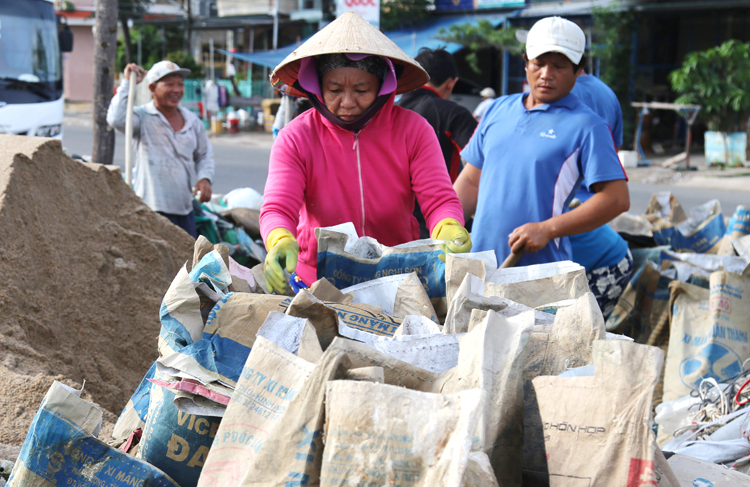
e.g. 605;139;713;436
225;12;518;70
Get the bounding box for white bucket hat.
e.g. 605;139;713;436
146;60;191;85
525;17;585;65
271;11;428;98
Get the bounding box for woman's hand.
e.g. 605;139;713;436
432;218;472;262
264;229;299;294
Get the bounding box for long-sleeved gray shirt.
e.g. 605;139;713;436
107;79;215;215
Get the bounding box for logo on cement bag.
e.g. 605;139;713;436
138;381;221;487
680;342;743;390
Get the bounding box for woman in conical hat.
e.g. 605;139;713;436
259;12;471;293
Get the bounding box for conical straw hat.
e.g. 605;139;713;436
271;11;428;98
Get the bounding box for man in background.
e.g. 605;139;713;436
398;47;478;237
107;61;214;238
569;71;632;319
473;87;496;121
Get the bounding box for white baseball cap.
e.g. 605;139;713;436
525;17;585;65
146;60;191;84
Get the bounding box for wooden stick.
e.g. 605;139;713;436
500;252;523;269
124;70;137;186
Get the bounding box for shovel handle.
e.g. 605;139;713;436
500;252;523;269
124;70;137;186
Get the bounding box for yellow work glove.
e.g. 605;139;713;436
431;218;472;262
264;228;299;294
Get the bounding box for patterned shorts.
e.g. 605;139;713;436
586;250;634;320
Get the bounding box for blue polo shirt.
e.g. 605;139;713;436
571;75;623;147
461;92;626;267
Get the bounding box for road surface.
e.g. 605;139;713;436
62;121;748;213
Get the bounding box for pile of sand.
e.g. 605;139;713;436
0;135;194;452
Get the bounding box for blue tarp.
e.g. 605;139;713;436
224;13;514;69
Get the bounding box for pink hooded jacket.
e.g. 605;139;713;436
259;94;465;285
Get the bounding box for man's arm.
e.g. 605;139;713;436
453;162;482;223
106;64;145;134
193;123;215;203
509;179;629;253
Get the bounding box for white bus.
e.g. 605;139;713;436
0;0;72;140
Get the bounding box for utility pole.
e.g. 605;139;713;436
185;0;192;52
92;0;118;165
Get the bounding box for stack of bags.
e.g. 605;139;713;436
9;219;749;486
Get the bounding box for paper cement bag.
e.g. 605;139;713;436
287;289;402;342
444;252;497;304
440;310;533;487
197;336;317;486
112;361;157;442
528;340;664;486
653;200;726;254
460;451;500;487
719;205;750;255
364;334;462;373
733;234;750;262
663;273;750;403
646;191;688;224
659;249;747;275
320;381;485;487
341;272;438;322
137;371;222;487
484;261;589;309
522;293;606;482
606;261;675;350
315;225;447;315
444;273;555;334
9;381;179;487
666;453;750;486
158;249;233;357
157;292;291;388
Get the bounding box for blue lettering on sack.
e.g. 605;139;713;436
316;251;446;299
11;406;179;487
653;214;726;253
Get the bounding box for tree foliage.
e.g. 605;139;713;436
591;4;635;146
380;0;433;32
116;25;202;77
669;39;750;133
435;20;520;74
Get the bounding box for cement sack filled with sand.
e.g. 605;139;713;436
315;223;448;318
663;272;750;404
521;292;607;482
444;272;555;334
718;205;750;255
8;381;179;487
527;340;665;486
320;381;485;487
444;254;589;310
653;199;726;254
198;308;532;486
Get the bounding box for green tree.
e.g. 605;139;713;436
380;0;433;32
116;25;188;74
165;50;205;79
118;1;153;65
669;40;750;133
591;4;635;146
435;20;520;74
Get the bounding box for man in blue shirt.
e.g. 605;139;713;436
454;16;629;268
569;72;633;319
